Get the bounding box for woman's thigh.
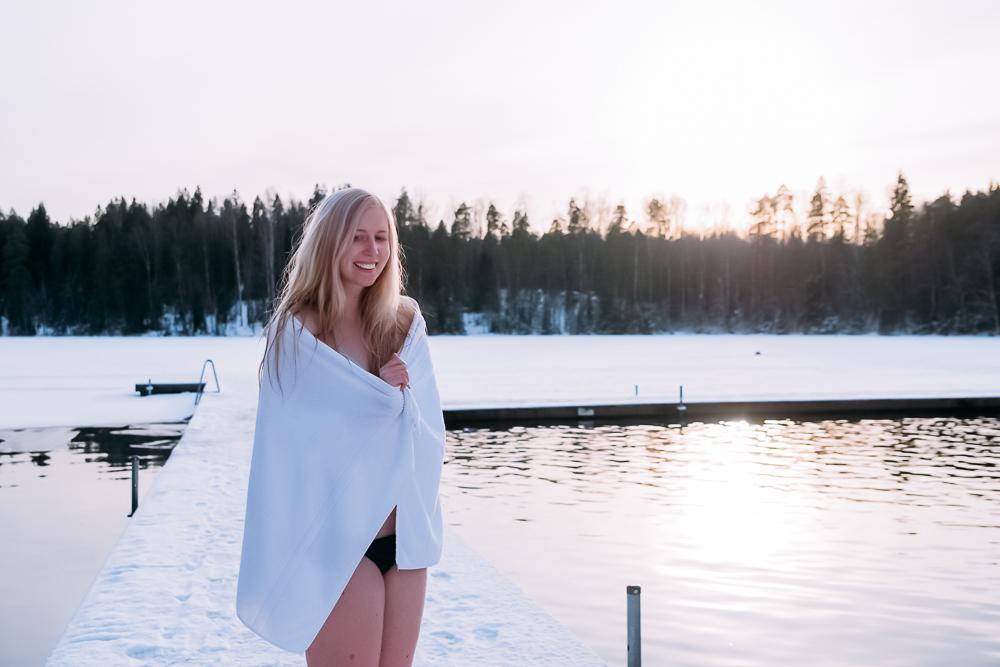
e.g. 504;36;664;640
306;557;385;667
379;566;427;667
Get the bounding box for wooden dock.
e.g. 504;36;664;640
444;395;1000;426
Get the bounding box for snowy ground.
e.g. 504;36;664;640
43;378;606;666
2;333;999;430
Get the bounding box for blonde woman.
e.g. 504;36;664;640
236;187;446;667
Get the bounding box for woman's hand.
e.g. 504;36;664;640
378;353;410;390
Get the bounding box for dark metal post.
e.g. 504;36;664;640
627;584;641;666
129;455;139;516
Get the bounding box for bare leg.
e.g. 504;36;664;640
378;566;427;667
306;557;385;667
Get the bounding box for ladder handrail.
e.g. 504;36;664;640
195;359;221;406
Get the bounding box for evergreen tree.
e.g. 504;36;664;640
308;184;327;209
25;204;54;322
646;198;668;238
608;204;628;236
511;210;531;238
567;198;588;235
252;196;276;304
485;203;503;240
750;195;776;240
0;214;32;333
831;196;851;240
806;177;830;242
450;203;471;241
393;189;415;228
773;184;795;241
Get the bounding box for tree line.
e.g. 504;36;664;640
1;173;998;336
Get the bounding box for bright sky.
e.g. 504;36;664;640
1;0;998;235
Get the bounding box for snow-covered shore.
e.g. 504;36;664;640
2;333;1000;431
44;376;606;666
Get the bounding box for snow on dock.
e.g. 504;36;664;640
45;378;606;666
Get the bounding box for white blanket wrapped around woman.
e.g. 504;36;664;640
236;306;446;652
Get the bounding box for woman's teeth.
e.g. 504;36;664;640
354;262;376;271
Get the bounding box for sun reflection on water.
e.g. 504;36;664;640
668;420;812;570
442;415;1000;666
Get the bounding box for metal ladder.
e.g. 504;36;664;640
194;359;221;406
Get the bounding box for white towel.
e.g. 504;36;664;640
236;305;446;652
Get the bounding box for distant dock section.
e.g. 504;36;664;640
444;395;1000;426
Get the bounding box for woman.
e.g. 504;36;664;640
236;187;446;667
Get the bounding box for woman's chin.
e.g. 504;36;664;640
346;272;380;289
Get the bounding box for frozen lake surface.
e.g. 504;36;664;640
1;333;999;430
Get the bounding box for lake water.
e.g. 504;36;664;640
0;424;184;667
440;415;1000;667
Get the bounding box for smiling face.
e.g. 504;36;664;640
339;201;391;292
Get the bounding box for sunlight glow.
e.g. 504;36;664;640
670;421;806;568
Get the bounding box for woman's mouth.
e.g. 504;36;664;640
354;261;377;271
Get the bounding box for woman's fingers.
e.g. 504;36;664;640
380;358;402;372
379;354;409;388
379;368;409;388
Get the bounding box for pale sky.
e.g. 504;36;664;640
1;0;998;235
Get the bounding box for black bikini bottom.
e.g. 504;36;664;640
364;533;396;575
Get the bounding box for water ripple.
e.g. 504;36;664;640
442;415;1000;666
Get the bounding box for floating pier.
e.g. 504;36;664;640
134;381;206;396
443;395;1000;426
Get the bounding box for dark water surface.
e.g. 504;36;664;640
0;424;184;667
441;415;1000;667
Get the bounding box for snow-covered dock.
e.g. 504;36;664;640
45;380;606;666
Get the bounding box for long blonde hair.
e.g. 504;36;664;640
258;187;411;392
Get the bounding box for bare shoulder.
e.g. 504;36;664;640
289;305;322;339
400;296;420;330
